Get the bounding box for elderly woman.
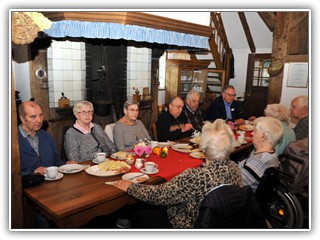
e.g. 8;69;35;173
64;101;116;162
239;116;284;192
264;104;296;155
114;119;243;228
113;99;151;151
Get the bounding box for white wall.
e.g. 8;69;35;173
146;12;210;26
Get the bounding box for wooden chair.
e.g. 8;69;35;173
151;122;158;141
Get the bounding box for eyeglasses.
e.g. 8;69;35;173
172;105;183;109
127;108;139;112
225;93;236;97
78;110;94;115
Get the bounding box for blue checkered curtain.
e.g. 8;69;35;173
44;20;209;49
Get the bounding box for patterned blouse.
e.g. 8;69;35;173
64;123;116;162
127;160;243;228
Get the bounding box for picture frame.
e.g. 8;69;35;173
286;62;308;88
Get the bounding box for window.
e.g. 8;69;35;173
253;58;271;87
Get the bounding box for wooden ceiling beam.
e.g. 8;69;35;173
258;12;276;32
42;11;214;38
238;12;256;53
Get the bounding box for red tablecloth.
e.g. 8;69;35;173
126;149;203;181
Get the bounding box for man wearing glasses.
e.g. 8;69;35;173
156;96;193;141
206;85;245;125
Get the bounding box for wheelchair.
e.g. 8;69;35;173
255;154;308;229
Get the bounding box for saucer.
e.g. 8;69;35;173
140;168;159;175
45;172;64;181
92;158;105;164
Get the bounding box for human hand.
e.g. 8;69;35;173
113;180;133;192
34;166;47;175
248;116;256;121
66;160;78;164
235;118;245;125
182;123;193;132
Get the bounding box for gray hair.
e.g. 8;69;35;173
253;117;284;147
186;90;200;100
18;101;42;117
73;101;94;115
200;119;236;161
222;85;235;93
264;104;290;125
123;99;139;109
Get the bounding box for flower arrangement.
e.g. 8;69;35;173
134;139;153;158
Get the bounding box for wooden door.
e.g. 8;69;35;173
243;53;271;118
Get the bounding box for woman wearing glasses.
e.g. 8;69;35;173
64;100;116;162
113;99;152;151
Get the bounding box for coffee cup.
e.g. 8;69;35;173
150;141;159;149
145;161;158;173
46;166;58;179
238;135;245;144
192;130;200;138
95;152;107;163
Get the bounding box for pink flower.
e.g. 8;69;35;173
134;146;145;156
145;145;152;155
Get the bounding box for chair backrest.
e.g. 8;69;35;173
151;122;158;141
104;123;115;143
255;167;279;204
194;185;267;229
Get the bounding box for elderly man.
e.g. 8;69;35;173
182;90;204;132
18;101;68;177
156;96;193;141
289;95;309;140
206;85;245;125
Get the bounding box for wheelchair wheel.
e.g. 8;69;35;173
265;188;304;228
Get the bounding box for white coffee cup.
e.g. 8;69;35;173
145;161;158;173
46;166;58;179
95;152;107;163
150;141;159;149
192;131;200;138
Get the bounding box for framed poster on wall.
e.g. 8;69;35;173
287;62;308;88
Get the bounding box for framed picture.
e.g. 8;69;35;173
286;62;308;88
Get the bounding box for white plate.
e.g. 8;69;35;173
58;164;84;174
189;138;200;144
140;168;159;175
92;158;106;164
158;142;175;147
44;172;64;181
171;143;191;153
122;172;149;183
85;165;131;177
190;151;205;159
111;151;127;160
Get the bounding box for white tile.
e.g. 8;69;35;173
143;54;150;63
53;81;63;91
72;49;81;60
142;71;149;80
63;91;73;101
52;48;63;59
72;60;81;70
47;59;53;70
72;80;81;91
81;50;86;60
72;70;82;80
81;60;86;71
47;47;52;58
129;53;137;62
62;49;72;59
62;40;72;48
53;70;64;81
63;71;73;80
63;81;73;91
54;91;63;101
52;40;62;48
136;71;143;80
81;71;86;80
52;59;63;70
137;54;143;63
81;80;86;90
73;91;82;101
71;42;81;49
62;60;73;70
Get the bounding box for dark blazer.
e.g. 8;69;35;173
206;96;244;122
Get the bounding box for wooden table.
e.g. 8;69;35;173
23;140;253;228
23;163;165;228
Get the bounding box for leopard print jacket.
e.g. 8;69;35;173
127;159;243;228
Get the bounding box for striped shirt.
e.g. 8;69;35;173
238;151;279;192
113;120;151;151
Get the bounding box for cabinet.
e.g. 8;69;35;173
165;59;210;107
